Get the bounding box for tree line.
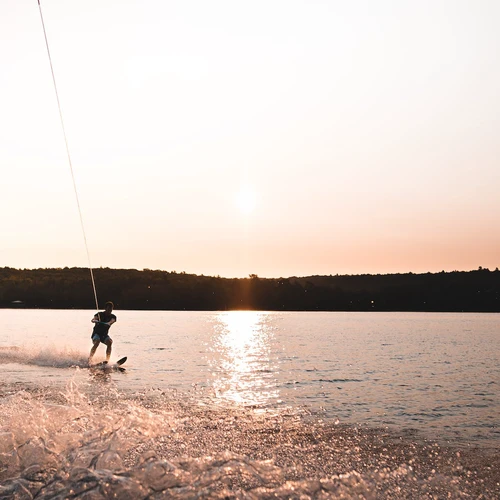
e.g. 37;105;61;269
0;266;499;312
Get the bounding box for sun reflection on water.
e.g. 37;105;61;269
209;311;279;407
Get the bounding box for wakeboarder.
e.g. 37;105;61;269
88;301;116;365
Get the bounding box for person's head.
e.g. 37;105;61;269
105;301;114;312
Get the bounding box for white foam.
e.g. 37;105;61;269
0;345;89;369
0;381;497;498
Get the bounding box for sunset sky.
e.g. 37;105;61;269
1;0;499;278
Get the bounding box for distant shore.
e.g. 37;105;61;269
1;266;499;312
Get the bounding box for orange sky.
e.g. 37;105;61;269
1;0;499;278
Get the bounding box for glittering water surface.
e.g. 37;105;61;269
1;310;499;498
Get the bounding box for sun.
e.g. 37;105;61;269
235;186;257;215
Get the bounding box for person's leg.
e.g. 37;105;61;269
104;337;113;361
89;339;100;364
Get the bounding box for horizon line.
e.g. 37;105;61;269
2;265;498;281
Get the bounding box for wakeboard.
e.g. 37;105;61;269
89;356;127;372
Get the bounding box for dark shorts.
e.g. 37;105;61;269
92;333;112;344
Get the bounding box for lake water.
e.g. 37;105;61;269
1;310;499;498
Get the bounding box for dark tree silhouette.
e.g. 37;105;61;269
0;267;499;312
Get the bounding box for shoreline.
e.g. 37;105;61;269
2;267;499;312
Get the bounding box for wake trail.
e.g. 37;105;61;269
0;345;89;369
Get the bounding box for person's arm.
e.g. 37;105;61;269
91;313;99;323
107;316;116;326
